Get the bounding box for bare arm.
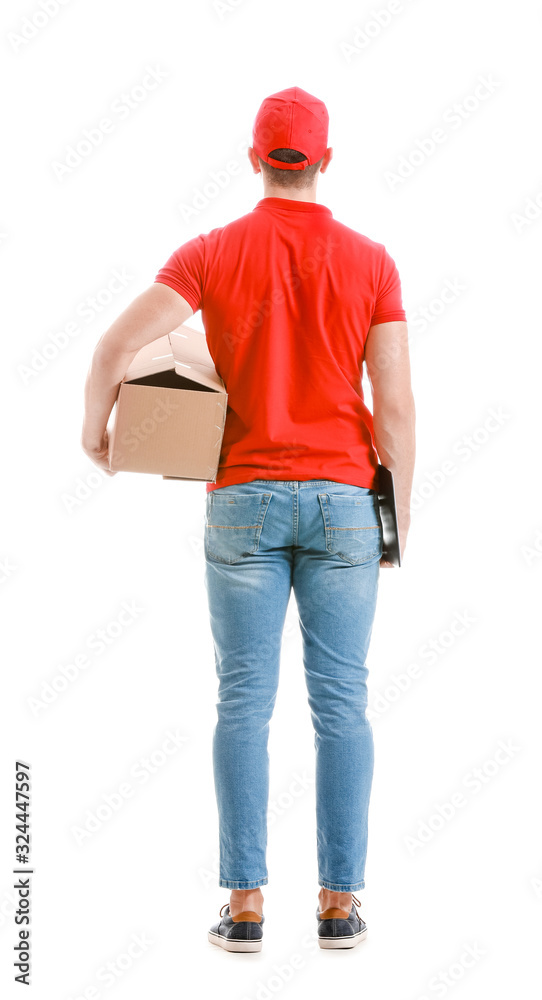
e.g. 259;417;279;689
81;282;194;471
364;320;416;563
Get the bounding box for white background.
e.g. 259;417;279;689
1;0;541;997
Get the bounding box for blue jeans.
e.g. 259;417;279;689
203;479;383;892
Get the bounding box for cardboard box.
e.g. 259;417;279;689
107;324;227;481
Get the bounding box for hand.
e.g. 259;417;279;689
81;429;117;476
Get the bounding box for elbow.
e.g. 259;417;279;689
93;336;138;370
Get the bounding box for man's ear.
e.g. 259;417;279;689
248;146;261;174
320;147;333;175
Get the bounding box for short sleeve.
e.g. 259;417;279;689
154;234;205;313
370;246;407;325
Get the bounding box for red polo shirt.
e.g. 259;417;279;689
154;196;407;492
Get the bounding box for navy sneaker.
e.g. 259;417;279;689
316;893;367;949
208;902;264;952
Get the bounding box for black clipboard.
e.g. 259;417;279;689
377;464;401;567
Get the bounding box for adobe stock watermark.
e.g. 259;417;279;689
26;600;144;716
340;0;418;63
223;235;341;353
408;277;467;338
367;610;476;722
108;395;181;470
70;729;189;846
384;74;501;191
261;439;313;479
177;135;250;222
61;468;111;514
213;0;249;20
413;941;487;999
521;526;542;567
51;65;168;181
17;268;134;385
239;926;321;1000
0;557;17;586
270;769;314;826
510;182;542;234
404;738;521;855
198;769;314;887
362;275;467;376
65;930;153;999
411;405;511;512
0;888;19;932
180;101;316;221
7;0;73;54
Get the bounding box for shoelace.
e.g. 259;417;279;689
318;893;363;918
351;894;362;918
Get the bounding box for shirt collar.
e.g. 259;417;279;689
253;197;332;216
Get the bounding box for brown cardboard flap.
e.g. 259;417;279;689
170;326;225;391
122;334;174;381
122;325;226;393
173;360;224;391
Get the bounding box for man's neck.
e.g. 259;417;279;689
261;186;318;203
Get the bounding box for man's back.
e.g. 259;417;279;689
154;196;407;492
81;87;416;944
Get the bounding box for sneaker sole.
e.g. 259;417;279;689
318;927;368;949
208;930;262;952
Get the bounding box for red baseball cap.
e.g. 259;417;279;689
252;86;329;171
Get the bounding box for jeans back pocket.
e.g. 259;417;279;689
205;492;272;564
318;492;383;566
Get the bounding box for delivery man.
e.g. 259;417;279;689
82;86;416;952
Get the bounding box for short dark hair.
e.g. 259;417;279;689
257;148;324;188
